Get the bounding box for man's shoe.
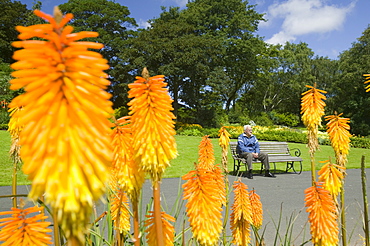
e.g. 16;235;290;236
246;170;253;179
265;171;276;178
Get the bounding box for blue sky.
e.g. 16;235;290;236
21;0;369;60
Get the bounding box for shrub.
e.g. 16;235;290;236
270;111;300;127
0;124;8;130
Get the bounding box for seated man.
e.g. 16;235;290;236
236;125;275;179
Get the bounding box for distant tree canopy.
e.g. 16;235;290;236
1;0;370;134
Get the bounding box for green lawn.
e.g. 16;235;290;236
1;131;369;186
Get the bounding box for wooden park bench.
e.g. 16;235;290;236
229;141;303;174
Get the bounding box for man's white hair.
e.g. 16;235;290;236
243;125;252;131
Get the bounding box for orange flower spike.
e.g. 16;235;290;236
249;189;263;229
0;206;52;245
318;160;345;197
9;8;113;244
145;211;175;246
325;113;351;166
304;182;339;245
182;169;223;246
301;85;327;129
230;179;252;246
128;69;178;182
197;135;215;170
111;116;145;203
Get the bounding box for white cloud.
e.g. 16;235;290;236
137;19;151;29
264;0;355;45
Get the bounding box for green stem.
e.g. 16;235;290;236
340;183;347;246
361;155;370;246
310;153;316;186
12;160;17;208
53;209;61;246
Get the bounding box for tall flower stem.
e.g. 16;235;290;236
133;202;140;246
12;162;17;208
361;155;370;246
340;184;347;246
310;153;316;186
53;209;61;246
153;180;164;246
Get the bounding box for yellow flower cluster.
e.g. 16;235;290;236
128;72;178;182
0;205;52;245
318;160;345;197
230;180;252;246
325;113;351;166
301;85;327;129
183;169;225;246
218;126;231;149
301;84;327;154
111;116;145;203
304;182;339;246
110;187;130;234
9;9;113;243
197;135;215;170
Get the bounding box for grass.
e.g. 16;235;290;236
1;131;370;186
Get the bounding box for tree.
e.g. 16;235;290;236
129;0;265;126
59;0;138;108
239;42;316;120
332;25;370;136
0;0;32;63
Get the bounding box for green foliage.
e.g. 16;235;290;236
253;112;274;126
0;111;9;125
0;123;8;130
269;111;300;127
0;0;33;63
113;106;129;119
350;136;370;149
253;127;307;143
331;25;370;136
59;0;138;109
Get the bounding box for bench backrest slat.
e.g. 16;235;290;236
230;141;290;154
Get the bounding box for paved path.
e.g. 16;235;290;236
0;169;369;245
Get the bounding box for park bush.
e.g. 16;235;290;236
175;124;370;149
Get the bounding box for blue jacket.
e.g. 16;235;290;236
236;133;260;154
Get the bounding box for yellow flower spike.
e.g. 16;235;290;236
304;182;339;246
112;116;145;204
364;74;370;92
325;113;351;167
249;189;263;229
0;205;52;246
145;211;175;246
9;9;113;244
182;168;224;246
127;68;178;182
218;126;231;149
110;186;131;234
301;84;327;154
318;160;346;197
218;127;231;173
8;107;23;164
230;179;252;246
197;135;215;170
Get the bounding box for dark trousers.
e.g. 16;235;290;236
239;152;270;171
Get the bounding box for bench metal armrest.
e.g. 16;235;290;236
290;148;301;157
